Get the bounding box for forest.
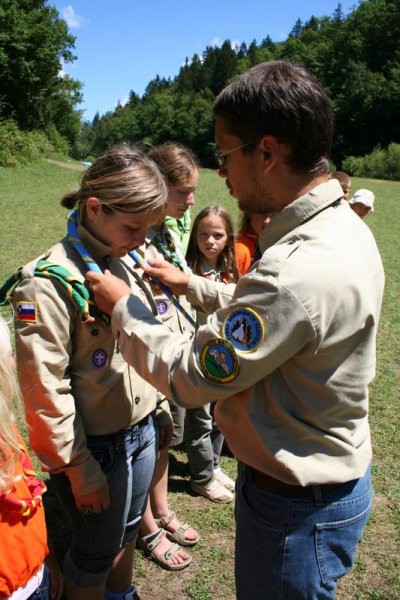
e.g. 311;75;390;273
1;0;399;168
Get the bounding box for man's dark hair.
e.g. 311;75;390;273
213;60;333;174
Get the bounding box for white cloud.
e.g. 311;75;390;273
62;5;83;28
114;97;129;108
211;37;222;47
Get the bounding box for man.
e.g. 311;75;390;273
88;61;384;599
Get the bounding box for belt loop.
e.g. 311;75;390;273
313;485;324;506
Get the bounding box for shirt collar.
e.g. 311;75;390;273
259;179;343;252
76;219;113;263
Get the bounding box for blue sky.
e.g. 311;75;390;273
51;0;360;121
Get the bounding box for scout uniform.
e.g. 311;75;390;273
110;179;384;487
12;221;169;501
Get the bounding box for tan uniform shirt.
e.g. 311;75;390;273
111;180;384;486
13;223;166;498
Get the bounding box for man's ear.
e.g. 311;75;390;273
258;135;280;171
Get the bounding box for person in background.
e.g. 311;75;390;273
0;316;63;600
329;171;351;200
11;144;168;600
184;204;239;502
165;208;192;254
235;212;273;275
137;143;199;571
87;60;384;600
349;188;375;218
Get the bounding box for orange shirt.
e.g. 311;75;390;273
0;430;48;598
235;228;258;276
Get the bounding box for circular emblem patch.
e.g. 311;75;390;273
200;338;239;383
156;300;169;315
223;307;264;353
92;349;108;368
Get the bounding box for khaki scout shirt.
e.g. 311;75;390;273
13;222;163;498
138;224;195;336
111;180;385;486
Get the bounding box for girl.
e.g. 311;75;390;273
136;143;199;570
11;144;168;600
184;205;239;501
235;212;273;275
0;316;63;600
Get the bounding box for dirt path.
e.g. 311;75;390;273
45;158;86;171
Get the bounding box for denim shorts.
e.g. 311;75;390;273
51;412;157;587
235;463;373;600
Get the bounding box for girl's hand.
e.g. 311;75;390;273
144;259;190;295
75;481;110;515
86;270;131;314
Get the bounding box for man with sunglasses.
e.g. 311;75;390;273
88;60;384;599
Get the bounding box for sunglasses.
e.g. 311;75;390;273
214;143;249;168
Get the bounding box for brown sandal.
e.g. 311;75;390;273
139;529;192;571
154;511;199;547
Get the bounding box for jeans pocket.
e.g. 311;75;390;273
315;497;372;584
87;440;116;473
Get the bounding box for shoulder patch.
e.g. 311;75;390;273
223;307;264;353
200;338;239;383
16;301;38;323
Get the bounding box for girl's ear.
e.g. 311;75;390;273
86;197;102;221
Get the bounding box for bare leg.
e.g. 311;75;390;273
106;540;136;592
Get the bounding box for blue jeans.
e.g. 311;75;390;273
51;413;157;587
26;566;49;599
235;464;372;600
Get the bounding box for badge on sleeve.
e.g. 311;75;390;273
92;349;108;368
15;302;38;323
223;307;264;353
200;338;239;383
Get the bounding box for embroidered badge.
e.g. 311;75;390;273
200;339;239;383
156;300;169;316
15;302;38;323
223;307;264;353
92;349;108;368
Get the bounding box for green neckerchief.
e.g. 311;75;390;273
0;259;110;324
152;224;184;271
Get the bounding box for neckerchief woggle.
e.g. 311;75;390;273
67;210;196;328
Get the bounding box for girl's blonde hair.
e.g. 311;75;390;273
186;205;239;283
61;143;167;214
0;318;21;490
148;143;199;186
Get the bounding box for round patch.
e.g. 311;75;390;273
200;339;239;384
156;299;169;315
92;349;108;368
223;307;264;353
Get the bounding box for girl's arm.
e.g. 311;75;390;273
13;276;108;505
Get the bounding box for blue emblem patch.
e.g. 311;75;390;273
223;307;264;353
92;348;108;368
156;300;169;315
200;338;239;383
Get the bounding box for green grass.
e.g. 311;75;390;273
0;161;399;599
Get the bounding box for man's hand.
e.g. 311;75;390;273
86;270;131;315
75;481;111;515
144;259;190;296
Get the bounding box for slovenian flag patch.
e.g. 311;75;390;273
16;302;38;322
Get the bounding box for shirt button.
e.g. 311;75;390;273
135;396;140;405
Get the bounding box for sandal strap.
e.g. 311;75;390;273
142;529;165;552
163;542;181;561
155;510;176;528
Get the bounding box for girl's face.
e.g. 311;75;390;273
85;198;164;258
196;214;228;265
166;170;198;219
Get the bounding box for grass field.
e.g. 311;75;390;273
0;160;398;599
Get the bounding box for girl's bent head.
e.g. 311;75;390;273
61;143;167;215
